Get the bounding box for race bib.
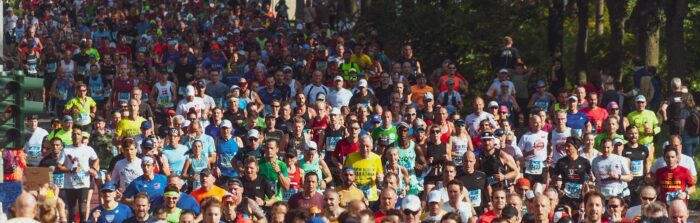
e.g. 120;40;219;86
360;184;372;199
90;87;102;98
73;169;89;186
453;156;463;166
54;173;64;188
77;112;90;126
57;88;68;100
117;92;130;102
564;182;583;199
468;189;482;207
525;160;544;175
602;187;622;198
630;160;644;177
26;146;42;162
47;63;57;73
325;136;342;152
487;176;498;186
283;188;297;201
666;191;683;203
178;86;187;96
158;95;171;106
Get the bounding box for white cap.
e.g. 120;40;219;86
401;195;421;212
428;190;442;203
636;95;646;102
220;120;233;129
334;76;344;82
247;129;260;139
488;101;499;108
186;85;196;96
568;95;579;101
330;107;341;115
613;138;624;145
424;92;434;100
499;68;509;73
305;141;318;150
358;79;368;88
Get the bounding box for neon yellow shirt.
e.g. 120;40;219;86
344;152;383;201
115;116;146;138
65;96;96;126
626;109;660;145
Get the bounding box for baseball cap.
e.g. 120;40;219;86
222;193;236;203
358;79;368;88
636;95;647;102
424;92;434;101
247;129;260;139
334;75;343;82
141;121;152;129
305;141;318;150
283;66;293;72
101;182;117;192
502;205;519;218
371;114;381;123
27;114;39;120
62;116;73;123
499;68;509;74
197;80;207;88
455;119;466;126
199;168;214;177
536;80;545;88
186;85;196;96
169;128;180;136
567;96;578;102
428;190;442;203
516;178;531;189
613;138;624;145
481;131;495;140
330;107;341;115
167;109;177;116
141;137;155;149
220;120;233;129
488;101;499;108
306;217;324;223
316;93;326;101
230;85;241;90
607;101;619;109
142;156;155;165
378;137;391;146
401;195;421;212
499;105;509;113
398;122;410;129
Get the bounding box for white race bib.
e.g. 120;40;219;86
525;160;544;175
630;160;644;177
469;189;482;207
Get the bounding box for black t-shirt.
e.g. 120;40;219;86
224;109;246;129
241;176;275;200
38;156;59;170
553;156;591;184
456;169;487;213
349;92;378;108
622;144;649;182
666;92;691;120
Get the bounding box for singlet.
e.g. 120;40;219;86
162;144;189;175
622;145;649;183
451;135;470;166
533;93;551;112
217;137;240;178
243;89;255;104
497;93;514;112
300;156;323;182
395;140;416;173
55;78;72;105
155;81;175;108
426;142;448;180
324;126;345;161
284;166;302;201
480;149;506;186
311;115;328;144
88;74;105;101
188;153;209;190
60;59;75;77
289;79;298;97
296;106;314;129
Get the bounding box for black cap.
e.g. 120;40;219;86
27;114;39;120
481;131;495;140
228;177;243;186
199;168;213;176
285;148;298;157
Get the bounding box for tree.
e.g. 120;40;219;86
575;0;589;78
663;0;690;79
547;0;565;59
595;0;605;35
606;0;629;81
630;0;662;67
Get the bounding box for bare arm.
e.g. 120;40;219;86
501;151;520;180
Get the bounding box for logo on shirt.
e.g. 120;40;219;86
154;182;161;189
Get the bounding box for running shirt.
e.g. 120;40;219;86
217;137;240;178
65;97;96;126
549;128;572;167
451;135;470;166
58;145;98;189
622;145;649;180
162;144;189;175
115;117;146;138
25;128;49;166
323;126;345;161
371;126;398;144
457;170;487;211
344;152;383;201
88;203;134;223
88;74;106;101
155;81;175;108
395;141;417;173
592;154;631;198
553;156;591;199
655;166;695;204
518;131;549;175
111;158;144;191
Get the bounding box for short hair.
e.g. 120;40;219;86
180;210;196;219
383;209;405;222
134;192;150;203
121;137;136;148
304;171;319;181
201;197;222;214
164;185;179;193
492;217;510;223
583;191;605;206
446;180;464;191
644;201;668;217
244;156;258;166
664;146;678;156
441;212;463;222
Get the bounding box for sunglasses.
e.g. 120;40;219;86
608;205;620;209
403;210;420;216
642;196;656;201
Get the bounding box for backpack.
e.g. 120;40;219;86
686;109;700;137
3;150;20;174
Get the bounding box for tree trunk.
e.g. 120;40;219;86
575;0;589;78
606;0;628;81
547;0;565;59
631;0;661;67
663;0;689;79
595;0;605;35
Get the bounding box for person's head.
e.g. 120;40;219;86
199;168;216;188
564;137;581;158
50;138;63;155
607;196;625;217
71;126;84;146
243;156;259;178
342;167;356;187
663;146;680;168
201;197;223;223
13;192;38;218
446;180;464;202
492;188;508;210
474;96;485;112
544;188;560;211
584;191;605;223
643;201;668;218
132;193;151;219
668;135;683;154
141;156;156;175
671;78;682;91
164;185;180;209
588;93;599;107
640;186;657;205
530;114;542;131
270;201;288;223
600;139;613;157
533;195;551;221
323;188;340;209
635;95;648;111
264;139;279;159
304;171;319;193
464;150;477;173
440;212;463;223
667;200;688;223
507;193;523;218
379;188;398;211
626;125;639;143
359;135;373;157
400;195;422;223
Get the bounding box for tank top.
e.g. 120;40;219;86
155;81;175;108
451;135;470;165
324;126;345;161
300;156;323;182
243;89;255;104
113;77;134;107
311;115;328;144
395;140;416;173
533;93;551;112
88;74;105;101
497;94;514;112
283;166;302;201
480;149;506;186
426;142;447;166
217;137;240;177
60;59;75;78
55;78;72;105
188;153;209;190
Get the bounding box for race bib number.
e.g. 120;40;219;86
666;191;683;203
525;160;543;175
178;86;187;96
47;63;57;73
630;160;644;177
117;92;130;102
158;95;171;106
57;88;68;100
360;184;372;199
90;87;102;98
564;182;583;199
468;189;482;207
26;146;42;162
73;169;89;186
325;136;342;152
453;156;463;166
602;187;621;198
77;112;91;126
54;173;64;188
283;188;297;201
487;176;498;186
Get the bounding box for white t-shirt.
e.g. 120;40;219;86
625;205;642;220
25;127;49;166
651;154;697;176
176;97;206;118
58;145;98;189
111;157;143;191
550;127;572;167
592;154;631;197
442;201;473;222
518;130;549;175
328;88;353;108
465;112;498;137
